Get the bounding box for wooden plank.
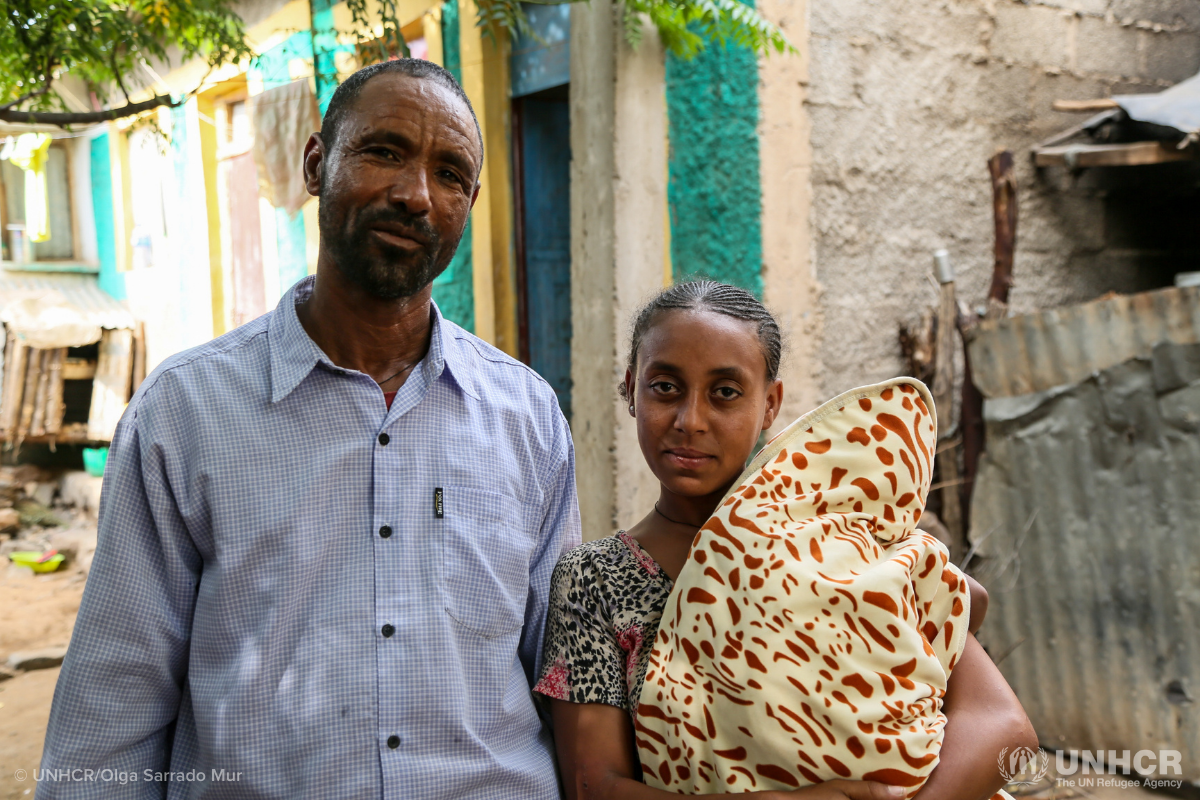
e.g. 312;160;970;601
22;422;90;445
61;358;96;380
44;348;65;436
0;334;19;438
1052;98;1119;112
87;328;133;441
29;349;50;437
17;348;43;441
0;341;26;440
1034;141;1198;168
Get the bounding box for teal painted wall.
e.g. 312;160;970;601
432;0;475;332
251;32;315;295
665;34;762;297
310;0;342;114
90;133;125;300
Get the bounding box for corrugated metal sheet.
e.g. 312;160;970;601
970;340;1200;778
0;270;136;331
967;285;1200;399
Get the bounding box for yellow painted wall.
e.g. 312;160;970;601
458;0;517;356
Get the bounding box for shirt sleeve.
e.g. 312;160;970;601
518;408;583;690
532;547;628;710
909;532;972;676
38;389;202;797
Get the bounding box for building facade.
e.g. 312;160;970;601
6;0;1196;538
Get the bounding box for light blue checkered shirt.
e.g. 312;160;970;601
38;276;581;799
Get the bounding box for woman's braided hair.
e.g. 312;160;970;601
619;280;783;400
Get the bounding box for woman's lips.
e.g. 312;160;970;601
664;448;715;470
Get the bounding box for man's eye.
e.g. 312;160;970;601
369;147;397;159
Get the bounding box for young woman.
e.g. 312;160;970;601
534;281;1036;800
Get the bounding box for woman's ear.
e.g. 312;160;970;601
624;369;636;416
761;379;784;431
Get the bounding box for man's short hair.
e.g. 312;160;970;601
320;59;483;170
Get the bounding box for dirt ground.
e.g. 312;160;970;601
0;563;85;800
0;555;1175;800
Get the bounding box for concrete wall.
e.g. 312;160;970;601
805;0;1200;398
570;1;668;540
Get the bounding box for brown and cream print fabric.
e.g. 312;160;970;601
635;378;977;797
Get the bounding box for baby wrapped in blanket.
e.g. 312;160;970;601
635;378;977;797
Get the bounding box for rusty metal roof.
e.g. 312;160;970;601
967;285;1200;399
970;342;1200;777
0;270;136;332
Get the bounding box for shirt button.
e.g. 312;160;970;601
381;624;395;638
379;525;392;539
387;735;400;749
378;432;390;446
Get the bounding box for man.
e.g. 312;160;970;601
39;60;580;799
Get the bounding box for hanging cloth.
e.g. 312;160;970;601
250;80;322;215
6;133;53;242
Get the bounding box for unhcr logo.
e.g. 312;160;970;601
998;747;1050;785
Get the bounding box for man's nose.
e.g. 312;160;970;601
388;163;432;215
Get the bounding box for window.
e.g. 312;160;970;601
1;142;75;262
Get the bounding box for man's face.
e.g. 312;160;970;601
307;73;482;299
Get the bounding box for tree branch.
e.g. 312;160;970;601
0;94;177;126
0;83;54;112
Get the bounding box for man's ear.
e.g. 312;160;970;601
761;379;784;431
303;133;325;196
469;182;481;210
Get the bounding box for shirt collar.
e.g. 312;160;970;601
269;276;480;403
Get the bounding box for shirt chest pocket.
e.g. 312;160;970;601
440;486;534;638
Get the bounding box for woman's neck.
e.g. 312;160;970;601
654;483;730;531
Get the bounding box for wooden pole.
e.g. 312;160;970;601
986;150;1017;314
930;250;965;563
959;149;1018;538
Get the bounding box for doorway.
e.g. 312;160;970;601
514;85;571;420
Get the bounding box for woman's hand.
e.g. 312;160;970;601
550;699;906;800
770;780;906;800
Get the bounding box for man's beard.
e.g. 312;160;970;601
319;199;462;300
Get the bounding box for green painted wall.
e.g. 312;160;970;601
90;133;124;301
666;33;762;297
431;0;475;332
311;0;341;114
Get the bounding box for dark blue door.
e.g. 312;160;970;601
518;88;572;419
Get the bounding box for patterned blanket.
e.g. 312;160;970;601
635;378;974;797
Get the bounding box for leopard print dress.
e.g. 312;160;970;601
534;532;674;721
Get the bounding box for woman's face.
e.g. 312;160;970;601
626;309;783;500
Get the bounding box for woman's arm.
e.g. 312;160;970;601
551;700;904;800
965;576;989;634
913;635;1038;800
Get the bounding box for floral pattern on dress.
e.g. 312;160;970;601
534;533;674;720
533;656;571;700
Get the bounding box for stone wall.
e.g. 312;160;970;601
805;0;1200;398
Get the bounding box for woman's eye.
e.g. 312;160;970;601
715;386;741;399
650;380;678;394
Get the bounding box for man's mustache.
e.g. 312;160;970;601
356;208;439;247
